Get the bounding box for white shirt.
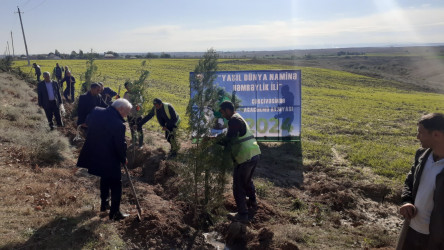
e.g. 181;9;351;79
45;81;55;101
410;153;444;234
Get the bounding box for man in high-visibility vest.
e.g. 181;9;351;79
218;101;261;223
138;98;180;157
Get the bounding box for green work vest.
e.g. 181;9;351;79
154;102;181;126
230;113;261;164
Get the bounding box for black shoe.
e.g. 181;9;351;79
227;212;249;223
109;211;129;221
100;202;110;212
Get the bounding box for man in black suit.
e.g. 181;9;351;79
77;83;106;128
77;99;132;220
37;72;64;130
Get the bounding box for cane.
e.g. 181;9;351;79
395;219;410;250
123;163;142;221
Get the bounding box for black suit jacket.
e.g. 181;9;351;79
77;91;106;125
77;106;127;179
37;80;63;109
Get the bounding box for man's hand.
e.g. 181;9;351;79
400;203;417;219
162;127;167;131
81;123;87;128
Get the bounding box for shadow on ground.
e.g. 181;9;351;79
256;141;303;187
1;211;100;250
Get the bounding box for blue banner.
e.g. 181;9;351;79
190;70;301;141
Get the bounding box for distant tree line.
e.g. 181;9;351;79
337;51;366;56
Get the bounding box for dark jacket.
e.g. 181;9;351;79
61;75;76;89
401;148;444;247
76;106;127;179
37;80;63;109
101;87;117;106
77;91;106;125
54;66;63;78
140;104;178;130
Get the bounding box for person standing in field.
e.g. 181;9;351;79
76;98;132;221
123;81;144;148
33;63;41;82
61;71;76;102
218;101;261;223
399;113;444;249
53;63;63;87
138;98;180;157
37;72;64;130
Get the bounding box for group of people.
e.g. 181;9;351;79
36;63;444;248
34;63;76;103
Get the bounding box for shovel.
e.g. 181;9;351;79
123;163;142;221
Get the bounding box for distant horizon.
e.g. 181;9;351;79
3;43;442;57
1;1;444;55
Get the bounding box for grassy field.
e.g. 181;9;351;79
14;59;444;183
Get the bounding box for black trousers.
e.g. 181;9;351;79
233;155;259;214
402;227;429;250
43;100;63;129
100;177;122;215
63;85;75;102
128;116;143;146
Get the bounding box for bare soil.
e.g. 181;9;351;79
0;71;405;249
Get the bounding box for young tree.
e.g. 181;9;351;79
183;48;230;227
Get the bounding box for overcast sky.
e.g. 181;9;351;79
1;0;444;54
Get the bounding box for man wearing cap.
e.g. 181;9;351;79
218;101;261;223
37;72;64;130
138;98;180;157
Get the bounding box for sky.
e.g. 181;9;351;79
1;0;444;54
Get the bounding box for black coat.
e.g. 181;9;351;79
402;148;444;248
37;80;63;109
77;106;127;180
77;91;106;125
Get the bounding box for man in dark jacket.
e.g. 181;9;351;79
139;98;180;157
98;82;117;106
400;113;444;249
37;72;64;130
61;71;76;102
53;63;63;86
77;83;106;128
76;98;132;220
33;63;41;82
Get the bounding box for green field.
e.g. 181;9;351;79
14;59;444;182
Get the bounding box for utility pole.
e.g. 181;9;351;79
10;31;15;58
15;6;30;66
7;41;11;56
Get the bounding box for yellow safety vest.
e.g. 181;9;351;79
230;113;261;164
154;102;180;126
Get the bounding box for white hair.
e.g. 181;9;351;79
43;71;50;77
112;98;132;110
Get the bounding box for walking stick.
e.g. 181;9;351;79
123;163;142;221
395;219;410;250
